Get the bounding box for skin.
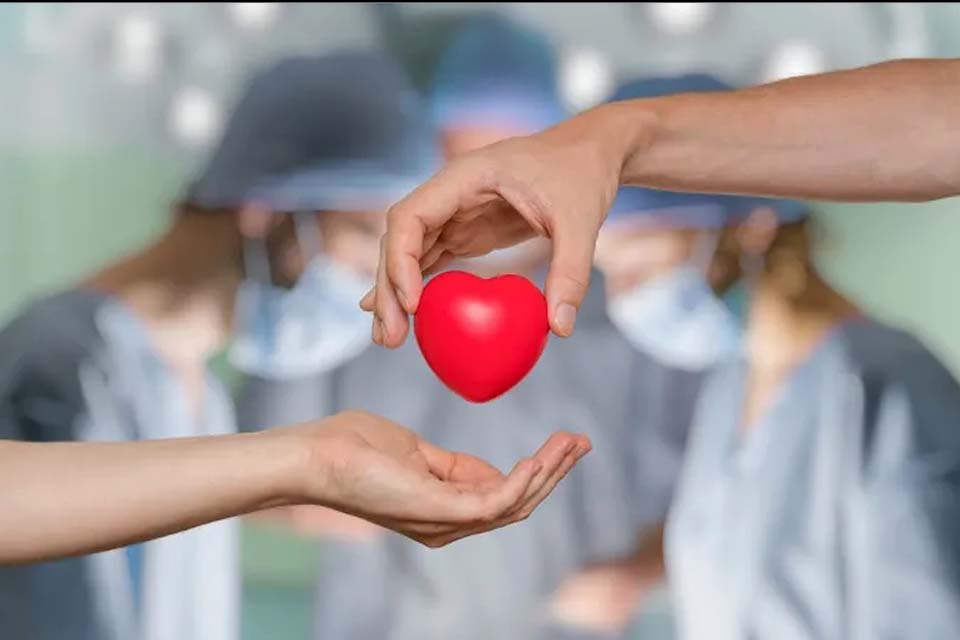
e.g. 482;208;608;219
0;411;589;564
444;125;554;278
359;60;960;627
4;207;590;563
362;58;960;346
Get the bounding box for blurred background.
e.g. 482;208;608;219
2;4;960;639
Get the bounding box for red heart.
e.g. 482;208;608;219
414;270;549;403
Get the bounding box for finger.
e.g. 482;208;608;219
384;174;459;315
436;202;534;260
359;286;375;311
418;440;503;483
418;242;448;273
459;456;541;522
545;219;598;338
374;237;410;348
423;227;443;255
416;451;556;545
422;252;456;277
407;438;591;548
384;159;497;314
510;434;592;518
510;432;579;507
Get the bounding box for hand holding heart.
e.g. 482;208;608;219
359;114;625;349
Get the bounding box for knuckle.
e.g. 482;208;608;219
551;272;589;297
340;409;373;423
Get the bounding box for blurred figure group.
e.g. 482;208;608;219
577;74;960;639
240;14;689;640
3;8;960;640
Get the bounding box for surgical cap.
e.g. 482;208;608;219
429;15;565;133
186;51;441;212
607;73;808;228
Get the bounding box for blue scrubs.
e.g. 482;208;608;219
237;272;705;639
0;289;239;640
666;318;960;639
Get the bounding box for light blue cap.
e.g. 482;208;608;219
429;15;566;133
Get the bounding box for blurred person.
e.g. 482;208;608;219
428;13;566;157
545;74;749;637
667;201;960;638
237;18;637;640
0;51;589;640
553;191;960;638
429;12;566;275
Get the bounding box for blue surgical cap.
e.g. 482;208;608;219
607;73;808;228
187;51;441;212
429;15;566;133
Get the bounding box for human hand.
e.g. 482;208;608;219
361;104;639;347
275;410;591;548
546;560;657;634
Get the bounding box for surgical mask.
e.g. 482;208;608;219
607;233;741;371
230;215;373;379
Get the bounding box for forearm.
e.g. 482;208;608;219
605;58;960;202
0;432;303;564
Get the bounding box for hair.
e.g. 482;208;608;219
172;200;238;219
710;215;817;301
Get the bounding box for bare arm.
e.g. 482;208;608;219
0;411;589;564
619;58;960;201
366;58;960;346
0;434;295;563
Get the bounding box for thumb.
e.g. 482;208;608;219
545;220;597;337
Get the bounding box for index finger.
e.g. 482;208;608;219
384;173;460;315
384;157;497;315
418;439;504;484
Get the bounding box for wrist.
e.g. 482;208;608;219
588;99;661;187
252;427;327;509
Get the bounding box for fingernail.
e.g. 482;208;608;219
554;303;577;337
359;288;374;309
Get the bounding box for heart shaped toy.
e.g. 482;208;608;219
414;271;549;402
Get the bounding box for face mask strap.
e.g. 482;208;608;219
293;211;323;265
242;236;273;284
